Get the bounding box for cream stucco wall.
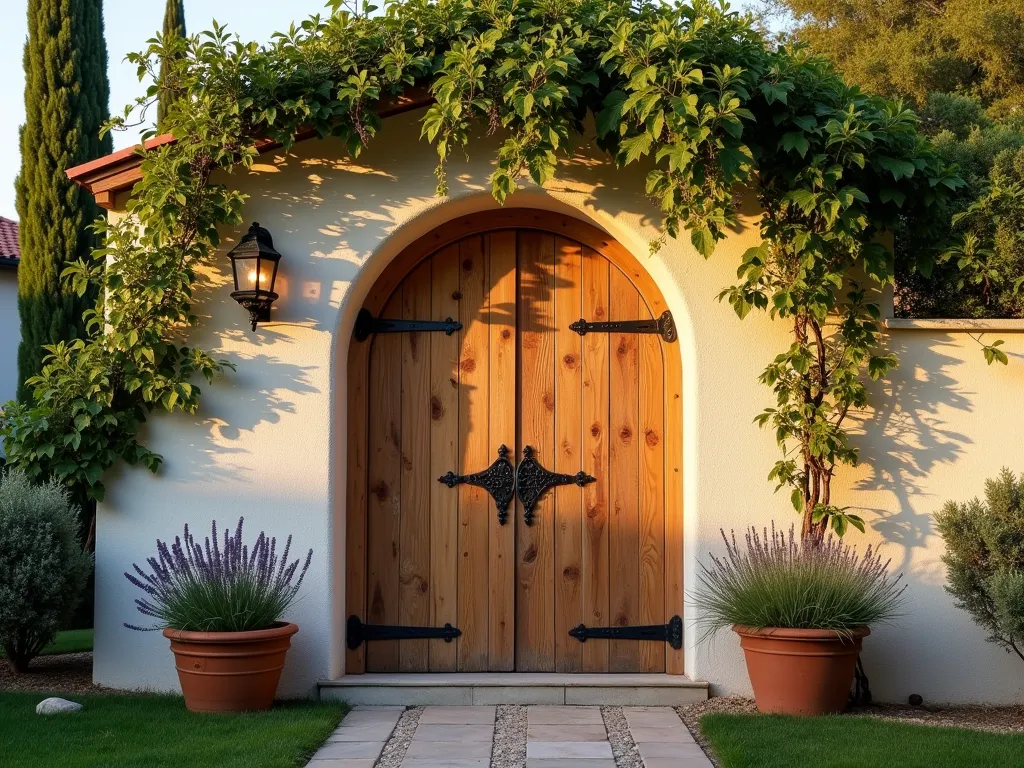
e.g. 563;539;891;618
94;108;1024;702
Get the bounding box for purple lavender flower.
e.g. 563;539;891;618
124;518;313;633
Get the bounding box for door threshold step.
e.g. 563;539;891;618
318;673;709;706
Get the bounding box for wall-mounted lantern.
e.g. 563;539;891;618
228;222;282;331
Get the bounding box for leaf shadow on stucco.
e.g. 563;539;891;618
847;335;973;573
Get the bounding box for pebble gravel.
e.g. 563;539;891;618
601;705;643;768
375;705;422;768
490;704;527;768
0;652;105;695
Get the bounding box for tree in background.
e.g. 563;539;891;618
15;0;112;402
760;0;1024;320
761;0;1024;114
157;0;187;130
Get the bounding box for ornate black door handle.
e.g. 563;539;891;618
438;445;516;524
515;445;596;526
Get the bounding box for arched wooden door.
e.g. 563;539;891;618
345;211;683;675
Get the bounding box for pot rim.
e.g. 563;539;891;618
162;621;299;643
732;625;870;641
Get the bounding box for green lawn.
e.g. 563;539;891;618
701;713;1024;768
0;691;348;768
40;628;94;655
0;628;94;659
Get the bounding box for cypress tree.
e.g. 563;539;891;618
15;0;112;402
157;0;187;130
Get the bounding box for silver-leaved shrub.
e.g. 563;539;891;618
0;470;92;672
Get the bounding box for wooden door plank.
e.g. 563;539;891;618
581;248;610;673
516;230;557;672
608;267;640;673
488;231;517;671
638;301;667;673
345;340;369;674
428;246;461;672
457;235;491;671
399;262;432;671
366;291;404;671
554;237;584;673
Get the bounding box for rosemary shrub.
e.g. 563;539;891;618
125;518;312;633
695;525;905;638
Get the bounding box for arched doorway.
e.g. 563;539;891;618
345;210;683;675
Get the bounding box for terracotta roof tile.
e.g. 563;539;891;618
0;216;19;266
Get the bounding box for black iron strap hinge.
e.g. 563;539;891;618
569;310;677;343
568;615;683;649
354;308;462;342
346;615;462;650
438;445;516;525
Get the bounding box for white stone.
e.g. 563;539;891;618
35;698;83;715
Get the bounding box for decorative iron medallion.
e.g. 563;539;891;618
568;615;683;650
346;615;461;650
568;310;677;343
515;445;596;526
354;307;463;342
438;445;516;525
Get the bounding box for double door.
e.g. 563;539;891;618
346;217;682;674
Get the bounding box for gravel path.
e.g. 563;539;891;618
0;652;106;695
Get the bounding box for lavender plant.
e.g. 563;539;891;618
125;518;312;632
695;525;905;638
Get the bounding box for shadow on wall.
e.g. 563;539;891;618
850;334;973;572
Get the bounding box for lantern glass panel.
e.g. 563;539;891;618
234;255;276;293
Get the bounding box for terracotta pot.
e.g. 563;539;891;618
163;622;298;712
733;625;869;716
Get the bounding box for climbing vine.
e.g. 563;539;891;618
0;0;971;540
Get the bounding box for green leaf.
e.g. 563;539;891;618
691;227;716;258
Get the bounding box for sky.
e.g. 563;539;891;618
0;0;330;219
0;1;766;220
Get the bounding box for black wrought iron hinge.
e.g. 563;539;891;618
569;310;677;343
568;615;683;649
346;615;462;650
438;445;516;525
354;308;462;342
515;445;596;526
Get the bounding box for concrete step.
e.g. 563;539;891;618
318;673;709;706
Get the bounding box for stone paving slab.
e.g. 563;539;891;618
419;706;497;724
636;741;709;759
309;741;386;760
526;724;609;742
405;740;494;758
526;741;615;759
414;723;496;742
527;706;605;725
525;761;617;768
